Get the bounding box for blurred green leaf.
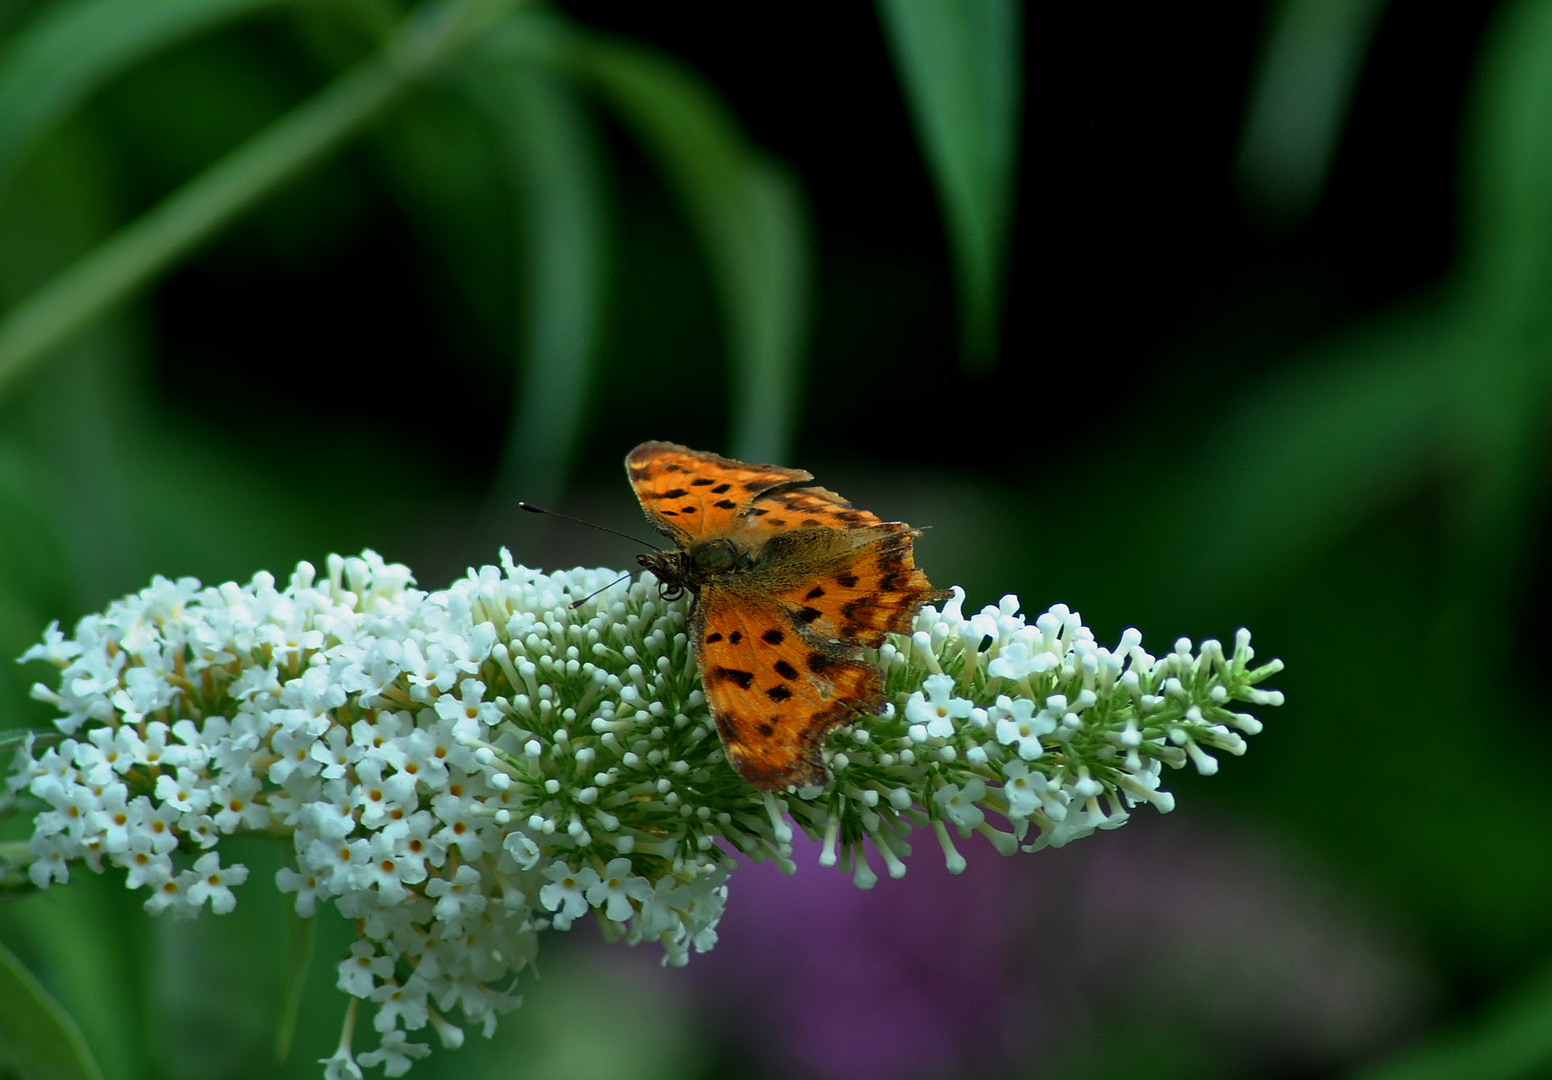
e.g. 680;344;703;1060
1458;0;1552;314
274;906;314;1061
151;849;292;1079
1235;0;1390;228
1;881;147;1080
875;0;1019;372
1092;0;1552;985
581;35;809;464
1143;0;1552;621
1353;952;1552;1080
463;61;608;509
1134;304;1456;622
0;56;396;398
450;944;706;1080
0;95;151;621
0;443;73;713
0;0;530;402
373;85;512;351
721;161;806;466
483;13;811;464
0;937;106;1080
0;0;288;190
1170;0;1552;622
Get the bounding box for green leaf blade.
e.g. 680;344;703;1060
0;0;288;188
1234;0;1390;228
581;37;810;463
1354;953;1552;1080
484;15;812;463
0;938;106;1080
876;0;1020;371
463;62;610;506
0;54;402;399
0;0;531;401
273;906;315;1062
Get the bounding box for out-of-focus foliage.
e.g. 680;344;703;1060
4;0;1552;1078
1235;0;1390;227
876;0;1020;370
1355;957;1552;1080
0;0;285;185
0;936;103;1080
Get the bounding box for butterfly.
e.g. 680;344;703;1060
627;441;947;791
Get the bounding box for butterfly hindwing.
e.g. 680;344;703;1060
770;524;942;648
692;589;882;789
739;483;884;534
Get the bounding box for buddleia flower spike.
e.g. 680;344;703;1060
3;545;1280;1076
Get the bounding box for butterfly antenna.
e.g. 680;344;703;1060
568;572;635;610
517;502;658;551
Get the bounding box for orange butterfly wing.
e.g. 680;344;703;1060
691;592;881;789
626;441;812;543
626;441;945;790
767;523;940;648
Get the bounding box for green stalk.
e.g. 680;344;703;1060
0;0;521;398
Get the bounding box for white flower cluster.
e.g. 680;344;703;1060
2;550;1282;1078
784;591;1284;887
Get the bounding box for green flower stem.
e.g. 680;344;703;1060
0;0;524;399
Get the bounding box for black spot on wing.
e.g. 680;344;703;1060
766;686;792;702
715;499;737;509
711;483;732;493
836;574;859;588
758;722;775;736
774;659;798;680
805;586;825;600
761;628;784;644
661;488;688;498
806;652;832;674
712;667;754;689
691;478;715;487
705;632;723;644
680;504;699;514
796;607;822;624
729;631;743;645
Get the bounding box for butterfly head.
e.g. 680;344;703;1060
636;539;754;601
636;550;691;600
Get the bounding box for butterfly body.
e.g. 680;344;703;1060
627;441;945;791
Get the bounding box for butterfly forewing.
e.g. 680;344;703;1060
626;441;812;542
